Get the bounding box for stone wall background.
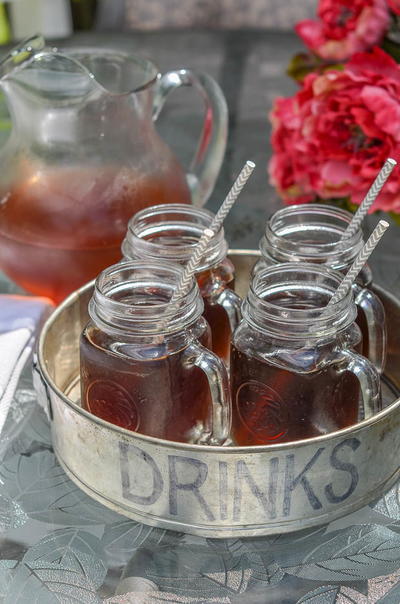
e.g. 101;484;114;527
123;0;318;30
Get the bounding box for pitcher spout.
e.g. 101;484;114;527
0;34;46;81
0;33;159;101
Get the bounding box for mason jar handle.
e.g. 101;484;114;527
153;69;228;207
353;283;387;374
214;288;242;333
335;349;381;420
183;341;231;445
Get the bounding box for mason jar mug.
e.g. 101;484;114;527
80;260;231;445
253;204;386;373
122;204;242;365
231;263;381;446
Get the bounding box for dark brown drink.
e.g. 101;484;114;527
80;325;213;442
231;345;360;446
122;205;240;366
256;204;386;374
197;265;235;364
202;299;231;365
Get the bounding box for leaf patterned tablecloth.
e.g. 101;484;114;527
0;368;400;604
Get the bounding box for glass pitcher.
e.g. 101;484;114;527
0;35;228;302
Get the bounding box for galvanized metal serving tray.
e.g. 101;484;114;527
34;251;400;538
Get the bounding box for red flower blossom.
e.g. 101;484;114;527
388;0;400;15
296;0;390;61
269;48;400;213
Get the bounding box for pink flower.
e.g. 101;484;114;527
388;0;400;15
296;0;390;61
269;48;400;213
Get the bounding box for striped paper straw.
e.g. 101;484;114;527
168;160;255;308
328;219;389;307
342;158;396;240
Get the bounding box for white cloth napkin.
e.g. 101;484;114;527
0;294;53;435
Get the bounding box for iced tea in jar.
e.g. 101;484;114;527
121;204;242;365
80;260;231;444
231;263;381;446
253;204;386;373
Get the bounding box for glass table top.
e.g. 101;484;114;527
0;348;400;603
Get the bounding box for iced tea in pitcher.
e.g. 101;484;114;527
0;162;190;302
0;37;228;301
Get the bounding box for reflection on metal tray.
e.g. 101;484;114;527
34;251;400;538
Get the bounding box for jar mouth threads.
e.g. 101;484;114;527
262;204;364;268
122;203;228;271
243;262;357;339
90;260;203;336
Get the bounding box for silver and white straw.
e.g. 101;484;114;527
168;160;255;307
328;219;389;307
342;158;396;240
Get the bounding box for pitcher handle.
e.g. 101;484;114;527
353;283;387;375
153;69;228;207
335;349;381;421
183;341;231;445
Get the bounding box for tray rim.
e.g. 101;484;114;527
54;451;400;537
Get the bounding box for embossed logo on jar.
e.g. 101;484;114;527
236;381;288;441
87;380;140;431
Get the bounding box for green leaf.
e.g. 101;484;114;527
371;482;400;520
0;369;42;460
0;449;123;526
101;520;177;566
105;592;223;603
0;5;11;45
0;118;11;131
0;494;28;532
287;52;344;83
147;541;252;597
296;585;340;603
0;561;18;599
311;197;358;214
22;528;106;589
4;561;102;604
382;36;400;64
389;211;400;226
377;580;400;603
234;538;285;586
283;525;400;581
